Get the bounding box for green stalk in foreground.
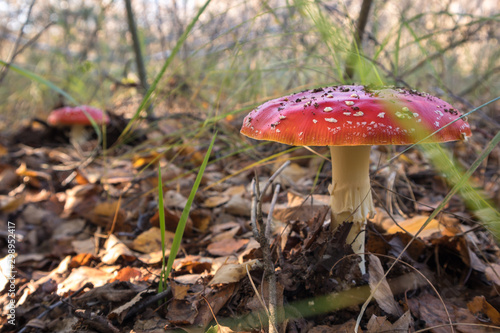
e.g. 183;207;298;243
158;131;217;294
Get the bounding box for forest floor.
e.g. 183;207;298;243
1;101;500;333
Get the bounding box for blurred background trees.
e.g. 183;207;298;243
0;0;498;130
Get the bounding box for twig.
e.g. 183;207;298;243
123;286;172;321
19;282;94;333
250;179;260;240
124;0;152;116
344;0;374;80
266;184;281;240
250;161;289;333
259;160;290;201
0;0;37;84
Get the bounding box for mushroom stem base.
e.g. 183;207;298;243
329;145;374;275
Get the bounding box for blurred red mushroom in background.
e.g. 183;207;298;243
47;105;110;146
241;85;471;274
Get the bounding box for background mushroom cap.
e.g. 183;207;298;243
48;106;110;126
241;85;472;146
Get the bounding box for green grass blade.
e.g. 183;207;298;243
0;60;79;105
160;131;217;290
157;167;167;293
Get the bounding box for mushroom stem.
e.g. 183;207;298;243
69;125;90;146
329;145;375;275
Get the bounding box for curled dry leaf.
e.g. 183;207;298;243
100;234;137;264
386;215;443;238
209;259;259;285
366;311;413;333
368;254;403;317
467;296;500;325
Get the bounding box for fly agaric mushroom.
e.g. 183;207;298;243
240;85;471;274
48;105;110;145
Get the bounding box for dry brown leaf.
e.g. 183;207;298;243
223;195;251;216
136;251;165;265
173;273;204;285
88;200;127;231
210;225;240;242
190;209;211;232
203;194;230;208
276;162;308;185
72;238;96;254
163;190;188;209
222;185;246;196
366;315;393;332
193;284;236;327
166;299;198;325
132;151;161;168
309;320;359;333
209;259;258;285
57;266;111;295
386;215;443;238
467;296;500;325
69;253;96;268
20;204;54;225
150;207;193;235
110;267;144;283
368;254;403;317
0;193;25;212
366;311;413;332
0;165;18;192
100;235;137;264
131;227;175;253
61;184;100;218
207;238;249;256
171;280;192;299
485;263;500;287
408;293;497;333
286;192;330;207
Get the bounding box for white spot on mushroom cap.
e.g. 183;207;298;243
353;111;364;117
326;94;334;98
324;107;333;112
276;129;281;133
325;118;337;123
343;112;351;116
402;107;410;112
313;119;318;124
279;115;286;120
377;112;385;118
345;101;354;106
350;93;359;98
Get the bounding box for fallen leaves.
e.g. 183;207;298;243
3;111;500;333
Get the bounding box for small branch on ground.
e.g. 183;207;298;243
19;282;94;333
251;161;289;333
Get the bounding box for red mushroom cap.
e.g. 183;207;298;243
241;85;472;146
47;106;110;126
